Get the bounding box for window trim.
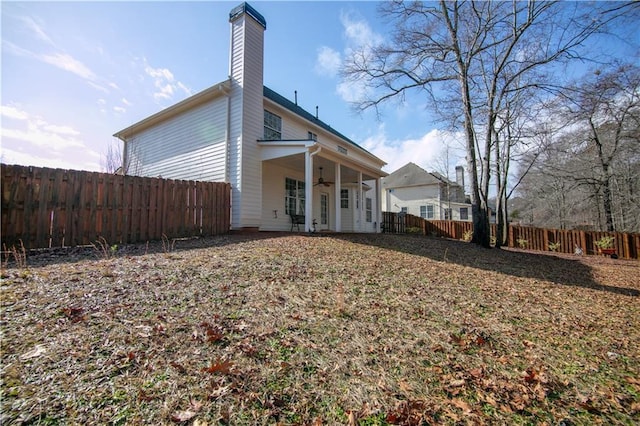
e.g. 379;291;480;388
264;110;282;140
340;189;349;209
285;177;305;215
460;207;469;221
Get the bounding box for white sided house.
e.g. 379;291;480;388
114;3;387;233
382;162;472;222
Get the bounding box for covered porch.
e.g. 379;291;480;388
259;140;385;233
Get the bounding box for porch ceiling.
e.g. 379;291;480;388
265;154;378;182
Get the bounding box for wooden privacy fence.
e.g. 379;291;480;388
382;212;640;260
1;164;231;250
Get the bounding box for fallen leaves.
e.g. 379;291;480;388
201;359;233;375
171;399;202;423
20;344;47;360
1;233;638;424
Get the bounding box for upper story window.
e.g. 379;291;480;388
460;207;469;221
264;110;282;140
307;131;317;141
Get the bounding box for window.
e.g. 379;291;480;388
460;207;469;221
264;110;282;140
420;206;426;218
366;198;372;222
426;205;434;219
285;178;305;215
400;207;408;214
340;189;349;208
444;208;452;220
307;131;317;141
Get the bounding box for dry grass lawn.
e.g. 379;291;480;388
1;232;639;425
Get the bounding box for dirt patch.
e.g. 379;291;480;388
2;233;638;424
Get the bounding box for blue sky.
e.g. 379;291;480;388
1;1;637;176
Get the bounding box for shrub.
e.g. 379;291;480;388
516;238;528;249
548;241;561;252
595;236;615;249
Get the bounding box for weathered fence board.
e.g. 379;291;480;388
1;164;231;250
382;212;639;260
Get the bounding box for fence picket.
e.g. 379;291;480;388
382;211;639;260
1;164;231;250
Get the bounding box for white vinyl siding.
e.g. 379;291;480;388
126;100;227;181
228;10;265;228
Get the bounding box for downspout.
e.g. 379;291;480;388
334;163;341;232
357;171;363;232
224;88;231;183
376;177;382;233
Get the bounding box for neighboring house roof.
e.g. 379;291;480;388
383;162;459;188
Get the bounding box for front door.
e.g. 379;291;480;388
320;192;329;230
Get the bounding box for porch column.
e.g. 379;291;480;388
305;150;313;232
376;177;382;233
357;171;363;232
334;163;341;232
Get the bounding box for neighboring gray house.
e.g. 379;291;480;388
114;2;387;233
382;162;472;222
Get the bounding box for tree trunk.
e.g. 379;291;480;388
602;168;615;231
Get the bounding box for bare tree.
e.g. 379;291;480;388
342;0;635;247
555;64;640;231
101;139;124;174
514;65;640;232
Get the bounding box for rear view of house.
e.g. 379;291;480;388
114;2;387;233
382;162;472;222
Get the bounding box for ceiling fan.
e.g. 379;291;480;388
314;167;334;186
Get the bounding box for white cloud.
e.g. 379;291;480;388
41;52;96;80
336;79;369;104
0;105;86;151
113;106;126;114
315;46;341;77
2;147;70;169
321;11;384;104
42;123;80;136
143;59;192;103
21;16;55;46
121;98;132;106
361;125;462;173
1;105;29;120
340;11;383;49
